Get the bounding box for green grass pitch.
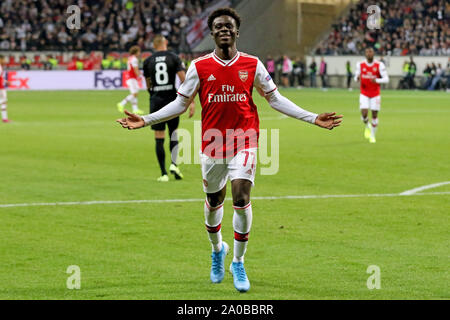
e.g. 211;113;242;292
0;88;448;300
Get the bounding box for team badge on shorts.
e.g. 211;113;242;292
239;70;248;82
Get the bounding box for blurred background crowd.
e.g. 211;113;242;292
0;0;214;52
314;0;449;56
0;0;448;91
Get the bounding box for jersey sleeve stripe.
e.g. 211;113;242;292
265;87;278;95
177;91;189;99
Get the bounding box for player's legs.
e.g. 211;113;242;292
205;186;227;252
153;128;168;181
231;179;252;262
167;117;183;180
150;98;169;181
0;90;9;123
118;79;143;114
359;94;371;139
202;157;228;283
130;92;143;114
229;178;252;292
205;186;227;253
369;96;380;143
227;148;257;292
127;79;143;114
370;110;379;143
205;186;228;283
202;152;229;249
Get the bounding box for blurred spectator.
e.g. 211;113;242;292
0;0;215;53
422;63;435;89
446;58;450;92
112;58;122;70
428;63;444;90
319;57;328;89
266;55;275;83
281;55;293;87
43;54;58;70
309;58;317;87
398;59;410;88
315;0;449;57
101;55;113;70
20;55;31;70
346;60;352;90
275;56;283;84
407;56;417;88
402;60;410;78
293;57;305;88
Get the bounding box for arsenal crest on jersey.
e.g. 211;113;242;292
239;70;248;82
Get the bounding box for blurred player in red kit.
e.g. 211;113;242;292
117;46;144;115
117;8;342;292
0;55;11;123
354;47;389;143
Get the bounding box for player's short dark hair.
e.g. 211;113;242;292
207;7;241;30
0;54;4;59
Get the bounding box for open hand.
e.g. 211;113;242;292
315;112;343;130
116;110;145;130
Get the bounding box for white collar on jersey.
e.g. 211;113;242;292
364;59;377;66
212;50;240;67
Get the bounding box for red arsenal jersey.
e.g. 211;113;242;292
0;64;5;89
125;55;139;80
356;60;387;98
178;51;277;159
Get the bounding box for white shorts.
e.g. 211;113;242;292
0;89;6;104
126;79;139;94
200;148;257;193
359;94;380;111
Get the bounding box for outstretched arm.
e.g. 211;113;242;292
265;90;342;130
116;94;190;130
177;70;195;118
254;59;342;130
117;61;200;130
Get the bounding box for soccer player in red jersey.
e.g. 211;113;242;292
354;47;389;143
117;8;342;292
117;46;144;115
0;55;11;123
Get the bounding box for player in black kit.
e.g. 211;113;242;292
143;35;195;182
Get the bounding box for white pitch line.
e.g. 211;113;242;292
0;192;449;209
399;181;450;195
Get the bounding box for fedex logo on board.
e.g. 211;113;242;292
94;71;122;88
94;71;144;89
7;72;30;89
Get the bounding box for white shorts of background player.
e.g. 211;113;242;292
359;94;380;111
0;89;7;104
126;79;139;95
